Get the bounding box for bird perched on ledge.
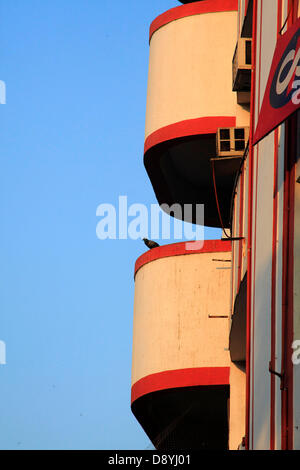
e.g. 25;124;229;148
142;238;160;249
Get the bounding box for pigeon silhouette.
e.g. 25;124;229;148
143;238;160;249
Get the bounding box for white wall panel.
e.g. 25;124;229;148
250;0;280;449
258;1;278;109
252;133;274;449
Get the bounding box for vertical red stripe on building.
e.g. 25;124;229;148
231;197;236;316
287;118;296;451
281;116;296;450
280;0;297;450
246;0;258;451
292;0;299;22
281;123;288;449
288;0;298;24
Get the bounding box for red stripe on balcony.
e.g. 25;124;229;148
144;117;236;155
131;367;230;403
149;0;238;42
134;240;231;278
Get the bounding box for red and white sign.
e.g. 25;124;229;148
253;17;300;145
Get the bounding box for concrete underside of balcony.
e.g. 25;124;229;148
132;384;229;450
144;133;242;227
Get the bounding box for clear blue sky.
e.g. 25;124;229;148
0;0;221;449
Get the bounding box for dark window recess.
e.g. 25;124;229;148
245;40;252;65
220;140;231;152
234;128;245;151
234;128;245;140
235;140;246;151
220;129;230;140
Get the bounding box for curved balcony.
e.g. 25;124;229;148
131;240;232;449
144;0;239;227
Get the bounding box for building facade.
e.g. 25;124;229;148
131;0;300;450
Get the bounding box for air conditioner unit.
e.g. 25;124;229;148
216;127;249;157
232;38;252;92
